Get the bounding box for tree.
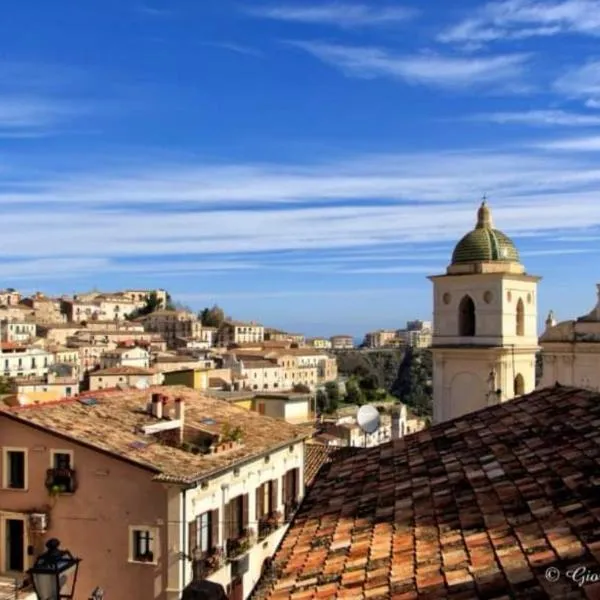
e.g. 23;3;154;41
126;291;164;320
316;390;328;413
345;379;365;406
324;381;341;412
292;383;311;393
0;376;14;395
199;305;225;328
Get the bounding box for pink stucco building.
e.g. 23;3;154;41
0;386;308;599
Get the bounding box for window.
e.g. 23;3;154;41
225;494;248;541
129;527;157;563
255;480;275;518
514;374;525;396
189;510;218;556
458;295;476;337
516;298;525;337
3;449;27;490
51;451;73;470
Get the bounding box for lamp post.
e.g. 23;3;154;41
27;538;81;600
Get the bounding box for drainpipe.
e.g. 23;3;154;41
181;487;187;592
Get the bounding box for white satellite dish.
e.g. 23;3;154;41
135;378;150;390
357;404;380;435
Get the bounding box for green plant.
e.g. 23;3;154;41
221;423;243;443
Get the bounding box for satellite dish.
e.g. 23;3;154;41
357;404;380;434
135;378;150;390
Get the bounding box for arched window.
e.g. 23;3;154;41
458;295;476;337
514;373;525;396
516;298;525;336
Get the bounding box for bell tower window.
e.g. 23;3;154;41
458;295;476;337
514;373;525;396
516;298;525;337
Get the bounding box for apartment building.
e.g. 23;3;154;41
100;345;151;370
217;321;265;347
4;372;80;406
88;366;163;390
141;309;205;346
0;288;21;306
120;288;168;308
21;294;65;323
263;329;305;345
363;329;399;348
397;320;433;349
305;337;332;349
153;354;214;374
0;344;54;378
329;335;354;350
224;355;285;392
0;319;36;344
0;386;307;600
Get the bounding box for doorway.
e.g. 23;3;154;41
4;519;25;572
229;577;243;600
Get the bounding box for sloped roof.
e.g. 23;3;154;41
251;385;600;599
0;386;308;485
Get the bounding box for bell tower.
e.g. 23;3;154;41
428;200;541;424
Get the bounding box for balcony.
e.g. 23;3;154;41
225;528;255;561
45;468;78;494
257;511;282;540
192;547;225;578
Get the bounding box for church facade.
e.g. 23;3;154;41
429;202;540;423
538;285;600;391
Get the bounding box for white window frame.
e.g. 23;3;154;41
49;449;74;470
128;526;158;565
2;447;28;491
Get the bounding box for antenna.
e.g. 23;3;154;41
357;404;380;448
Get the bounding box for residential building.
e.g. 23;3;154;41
251;385;600;600
36;323;83;345
363;329;398;348
0;344;54;378
21;294;65;323
163;368;210;391
0;304;34;322
0;288;21;306
329;335;354;350
62;298;101;322
538;284;600;391
140;309;205;347
121;288;168;308
0;386;309;600
88;366;163;391
217;321;265;347
100;345;151;370
224;355;284;392
253;393;315;424
263;329;304;345
0;319;36;344
153;354;214;374
305;337;332;350
4;372;80;406
396;320;433;348
429;202;539;424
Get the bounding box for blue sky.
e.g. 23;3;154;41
2;1;600;337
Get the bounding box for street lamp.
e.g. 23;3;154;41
28;538;81;600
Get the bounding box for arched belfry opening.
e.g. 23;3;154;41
516;298;525;336
458;295;476;337
514;373;525;396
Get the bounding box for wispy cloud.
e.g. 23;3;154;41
471;109;600;126
439;0;600;46
200;42;263;57
534;135;600;151
554;60;600;105
288;42;529;89
246;3;416;28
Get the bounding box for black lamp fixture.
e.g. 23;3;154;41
28;538;81;600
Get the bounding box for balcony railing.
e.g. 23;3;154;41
45;467;78;494
258;511;283;540
192;547;225;579
225;528;255;560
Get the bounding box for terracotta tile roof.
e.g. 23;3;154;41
0;386;308;484
242;359;279;369
252;385;600;599
91;366;156;376
304;444;358;488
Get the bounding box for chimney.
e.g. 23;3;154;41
175;397;185;442
151;392;163;419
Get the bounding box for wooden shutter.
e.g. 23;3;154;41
282;472;288;504
224;501;231;540
188;519;198;554
270;479;278;513
256;484;263;520
211;509;219;548
294;468;300;500
242;494;249;530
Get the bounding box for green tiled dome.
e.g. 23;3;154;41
451;202;520;265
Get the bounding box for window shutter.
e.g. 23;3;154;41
294;468;300;500
224;501;231;540
256;485;263;520
282;472;288;504
211;509;219;548
270;479;277;513
188;520;198;555
242;494;249;529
